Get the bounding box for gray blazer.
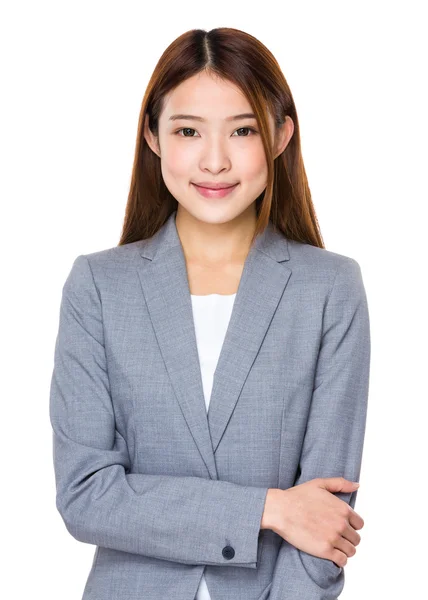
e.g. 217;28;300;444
49;209;370;600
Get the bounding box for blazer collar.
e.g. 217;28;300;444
136;210;292;480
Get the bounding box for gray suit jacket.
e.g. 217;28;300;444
49;209;370;600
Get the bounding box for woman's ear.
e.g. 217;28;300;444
274;116;294;159
143;114;161;157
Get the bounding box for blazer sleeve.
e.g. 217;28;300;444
268;258;371;600
49;254;269;568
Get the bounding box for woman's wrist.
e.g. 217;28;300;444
260;488;284;532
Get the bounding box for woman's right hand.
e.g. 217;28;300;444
261;478;364;568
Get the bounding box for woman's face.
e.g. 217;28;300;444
144;71;293;226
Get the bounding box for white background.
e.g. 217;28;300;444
1;1;426;598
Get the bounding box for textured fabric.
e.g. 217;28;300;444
191;292;236;600
49;210;371;600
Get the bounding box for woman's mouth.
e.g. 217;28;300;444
191;183;239;199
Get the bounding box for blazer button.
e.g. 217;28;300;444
222;545;235;560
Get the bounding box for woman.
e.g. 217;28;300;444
50;27;370;600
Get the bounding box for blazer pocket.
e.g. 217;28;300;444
255;580;272;600
257;529;266;566
298;551;343;590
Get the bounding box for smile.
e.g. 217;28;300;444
192;183;239;199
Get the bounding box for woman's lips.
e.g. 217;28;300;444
192;183;239;199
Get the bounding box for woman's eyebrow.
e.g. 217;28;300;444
168;113;257;122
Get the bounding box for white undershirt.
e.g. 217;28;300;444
190;292;237;600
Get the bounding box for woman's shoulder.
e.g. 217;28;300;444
84;239;146;262
73;239;149;275
64;241;148;293
287;237;362;277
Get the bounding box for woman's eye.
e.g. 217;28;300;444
175;127;257;137
233;127;257;136
177;128;197;137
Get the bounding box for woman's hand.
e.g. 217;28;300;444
261;478;364;568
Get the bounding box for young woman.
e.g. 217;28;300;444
50;27;370;600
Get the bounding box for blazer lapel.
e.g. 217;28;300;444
136;210;292;480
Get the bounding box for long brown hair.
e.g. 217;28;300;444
118;27;325;250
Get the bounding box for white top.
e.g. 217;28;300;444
190;292;236;600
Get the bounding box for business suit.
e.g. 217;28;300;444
49;209;370;600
